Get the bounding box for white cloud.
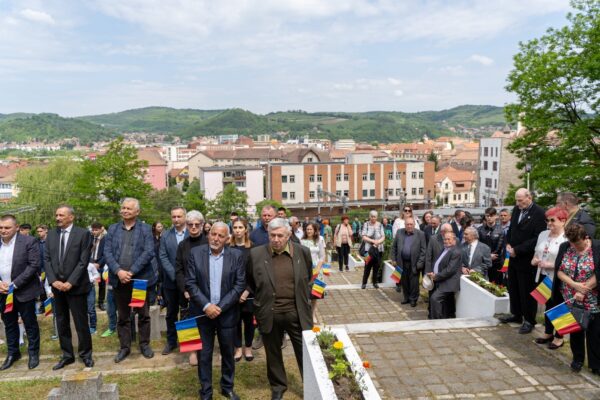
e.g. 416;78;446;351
394;89;403;97
469;54;494;66
20;9;56;25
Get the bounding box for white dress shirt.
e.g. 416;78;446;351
467;240;478;266
0;234;17;284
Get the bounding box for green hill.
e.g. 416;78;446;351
178;108;276;137
0;113;116;145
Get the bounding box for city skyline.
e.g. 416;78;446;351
1;0;572;117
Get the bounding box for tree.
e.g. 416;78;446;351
427;151;439;171
71;137;153;225
183;178;208;215
207;184;248;220
505;0;600;209
147;187;184;223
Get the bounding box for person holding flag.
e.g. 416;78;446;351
552;223;600;374
104;198;157;363
186;222;245;400
0;214;41;370
301;222;326;325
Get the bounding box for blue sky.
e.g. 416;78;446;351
0;0;573;116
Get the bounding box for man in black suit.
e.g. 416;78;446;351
501;188;547;334
89;222;106;311
450;209;465;242
427;231;462;319
44;205;93;369
391;217;426;307
247;218;313;400
186;222;245;400
556;192;596;238
0;215;41;370
423;215;441;246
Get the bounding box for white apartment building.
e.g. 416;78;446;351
478;134;521;207
198;166;264;215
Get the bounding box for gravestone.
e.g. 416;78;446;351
48;371;119;400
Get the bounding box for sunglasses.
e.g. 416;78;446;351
403;209;412;212
187;223;202;227
545;218;556;223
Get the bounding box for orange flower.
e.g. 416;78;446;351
363;361;371;368
312;326;321;333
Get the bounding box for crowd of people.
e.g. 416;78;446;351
0;189;598;399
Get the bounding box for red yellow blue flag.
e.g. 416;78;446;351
531;276;552;304
322;264;331;276
102;269;109;283
311;279;327;299
546;302;581;335
175;317;202;352
129;279;147;308
4;284;14;313
500;249;510;273
44;298;53;316
390;265;403;283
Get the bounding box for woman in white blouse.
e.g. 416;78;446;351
532;207;568;349
301;222;326;325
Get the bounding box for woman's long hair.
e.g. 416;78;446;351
303;222;320;244
229;217;252;248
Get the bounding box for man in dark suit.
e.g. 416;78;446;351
247;218;313;400
461;227;492;278
186;222;244;400
44;205;93;369
0;215;41;370
501;188;547;334
159;206;189;355
477;208;505;284
104;198;157;363
427;231;462;319
391;217;426;307
89;222;106;311
556;192;596;238
450;209;465;242
423;215;441;246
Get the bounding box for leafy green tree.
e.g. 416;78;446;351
13;159;83;226
147;187;184;223
427;151;439;171
207;184;248;220
183;178;208;215
71;137;153;225
505;0;600;208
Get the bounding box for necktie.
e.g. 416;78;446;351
59;230;66;264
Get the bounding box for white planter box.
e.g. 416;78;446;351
456;275;510;318
303;328;381;400
348;254;364;269
381;261;398;287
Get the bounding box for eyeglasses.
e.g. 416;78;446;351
545;218;556;223
403;209;412;212
187;223;202;227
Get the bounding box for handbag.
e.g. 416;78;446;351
570;303;592;331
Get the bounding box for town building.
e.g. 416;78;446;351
198;166;264;215
478;130;521;207
137;148;168;190
434;166;477;207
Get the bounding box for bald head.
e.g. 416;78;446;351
515;188;532;210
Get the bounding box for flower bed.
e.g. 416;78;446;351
466;272;508;296
456;274;510;318
303;327;380;400
348;252;364;269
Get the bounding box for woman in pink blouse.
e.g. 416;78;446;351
334;216;353;272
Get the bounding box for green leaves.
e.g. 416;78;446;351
206;183;248;220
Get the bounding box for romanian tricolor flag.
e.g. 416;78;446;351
390;265;403;283
531;276;553;304
312;267;319;281
322;264;331;276
175;317;202;352
546;302;582;335
4;284;14;313
44;298;53;316
129;279;148;308
40;271;46;282
311;279;327;299
499;250;510;273
102;268;109;283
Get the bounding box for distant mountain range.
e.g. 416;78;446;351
0;105;507;145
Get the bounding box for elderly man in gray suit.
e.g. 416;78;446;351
391;217;426;307
461;227;492;279
427;231;462;319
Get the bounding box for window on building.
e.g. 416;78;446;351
343;174;349;181
290;192;295;200
465;193;469;200
453;194;457;200
336;173;341;181
458;194;461;200
483;161;488;170
336;190;341;197
307;157;313;162
344;190;349;197
412;188;417;195
362;189;368;197
370;189;375;197
494;179;497;188
419;188;424;194
484;147;488;156
282;192;288;199
444;183;449;189
388;172;393;180
495;147;498;157
411;172;417;179
485;178;492;188
418;172;424;179
395;188;401;195
281;175;287;183
396;172;401;179
369;173;375;181
309;191;315;199
492;161;498;171
234;181;245;188
289;175;295;183
309;175;315;182
362;173;368;181
317;174;322;182
388;188;394;196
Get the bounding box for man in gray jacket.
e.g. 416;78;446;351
391;217;426;307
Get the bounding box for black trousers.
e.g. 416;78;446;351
362;257;380;285
429;287;455;319
163;286;187;348
53;290;92;360
262;311;304;393
0;296;40;357
488;260;503;285
570;314;600;369
198;320;235;399
336;244;350;270
507;264;538;325
97;279;106;305
113;282;150;351
401;261;420;303
235;310;255;348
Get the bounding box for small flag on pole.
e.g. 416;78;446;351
322;264;331;276
311;279;327;299
44;298;53;316
531;276;553;304
102;268;109;283
390;265;403;283
129;279;148;308
500;250;510;273
40;271;46;282
175;317;202;352
4;284;14;313
312;267;318;281
546;302;581;335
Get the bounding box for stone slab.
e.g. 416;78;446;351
332;317;499;334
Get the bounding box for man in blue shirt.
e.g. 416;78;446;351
250;205;276;246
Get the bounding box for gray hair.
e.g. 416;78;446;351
289;216;299;225
369;210;378;218
557;192;578;206
431;215;441;223
440;223;453;233
56;204;75;215
121;197;140;211
210;221;230;235
268;217;291;232
464;226;478;237
186;210;204;223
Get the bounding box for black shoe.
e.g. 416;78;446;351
161;343;177;355
83;358;94;368
345;267;349;271
571;360;584;372
28;354;39;370
271;390;284;400
0;354;21;371
534;336;553;344
401;299;410;305
395;285;401;293
373;283;379;289
361;284;366;289
220;390;240;400
52;357;75;370
518;322;534;334
499;315;522;324
140;345;154;359
410;302;417;307
591;369;600;375
114;349;130;363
